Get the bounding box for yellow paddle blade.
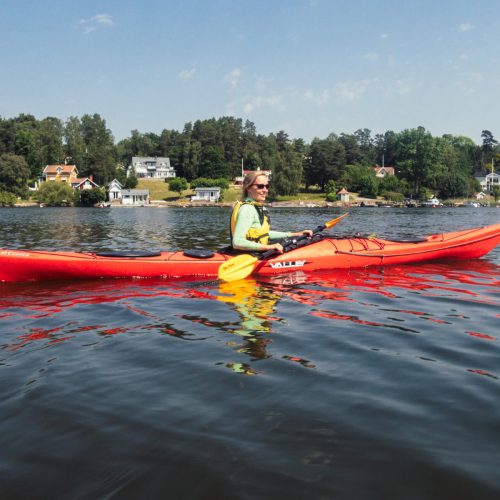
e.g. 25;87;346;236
325;212;348;229
218;253;259;282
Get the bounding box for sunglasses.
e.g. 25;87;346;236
251;183;270;190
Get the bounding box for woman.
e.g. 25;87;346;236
230;171;313;253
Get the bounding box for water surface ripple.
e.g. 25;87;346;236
1;206;499;499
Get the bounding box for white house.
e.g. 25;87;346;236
120;189;150;206
127;157;175;180
107;179;123;201
485;172;500;191
191;187;221;202
476;172;500;192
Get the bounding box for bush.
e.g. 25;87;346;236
78;188;106;206
325;179;337;194
35;182;77;206
0;190;17;206
168;177;188;195
379;190;404;202
190;177;229;189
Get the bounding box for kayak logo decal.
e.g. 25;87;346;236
0;250;30;257
269;260;307;269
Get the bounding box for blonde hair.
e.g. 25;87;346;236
242;171;267;199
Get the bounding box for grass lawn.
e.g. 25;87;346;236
137;179;193;201
138;179;331;204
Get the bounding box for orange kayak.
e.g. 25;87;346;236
1;224;499;283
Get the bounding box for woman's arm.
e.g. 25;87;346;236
232;205;312;252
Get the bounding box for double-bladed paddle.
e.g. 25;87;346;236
218;213;348;282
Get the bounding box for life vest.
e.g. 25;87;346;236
230;200;270;246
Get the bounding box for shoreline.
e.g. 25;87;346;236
9;199;499;209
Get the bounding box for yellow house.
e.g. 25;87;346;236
43;165;79;184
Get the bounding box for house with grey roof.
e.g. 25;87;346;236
120;189;150;206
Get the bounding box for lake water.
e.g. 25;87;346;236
1;206;500;499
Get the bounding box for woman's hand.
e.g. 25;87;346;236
262;242;284;253
290;229;313;238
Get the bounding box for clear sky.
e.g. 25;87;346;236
1;0;499;144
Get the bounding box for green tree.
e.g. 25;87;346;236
354;128;376;165
116;130;160;162
394;127;438;197
262;131;304;197
13;116;45;178
0;153;31;193
374;131;397;167
199;146;228;178
0;117;16;154
64;116;86;168
481;130;497;166
378;173;400;193
182;140;202;181
340;164;376;193
359;174;378;198
242;120;260;169
39;117;64;165
80;113;117;184
123;173;138;189
436;170;469;198
306;136;345;189
339;133;362;165
168;177;188;195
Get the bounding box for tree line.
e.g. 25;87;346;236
0;113;498;203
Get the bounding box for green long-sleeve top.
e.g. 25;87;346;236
232;202;291;251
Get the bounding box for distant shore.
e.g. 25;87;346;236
10;199;499;209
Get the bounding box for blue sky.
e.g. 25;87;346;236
1;0;499;144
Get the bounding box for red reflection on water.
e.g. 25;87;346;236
263;260;500;306
259;260;500;338
0;279;216;349
283;355;316;368
0;260;498;356
7;325;75;351
310;310;385;327
467;369;498;379
100;327;129;336
0;279;215;318
466;331;497;340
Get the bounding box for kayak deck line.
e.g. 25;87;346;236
331;227;500;259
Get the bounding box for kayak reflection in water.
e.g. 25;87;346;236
230;171;312;254
217;279;282;374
